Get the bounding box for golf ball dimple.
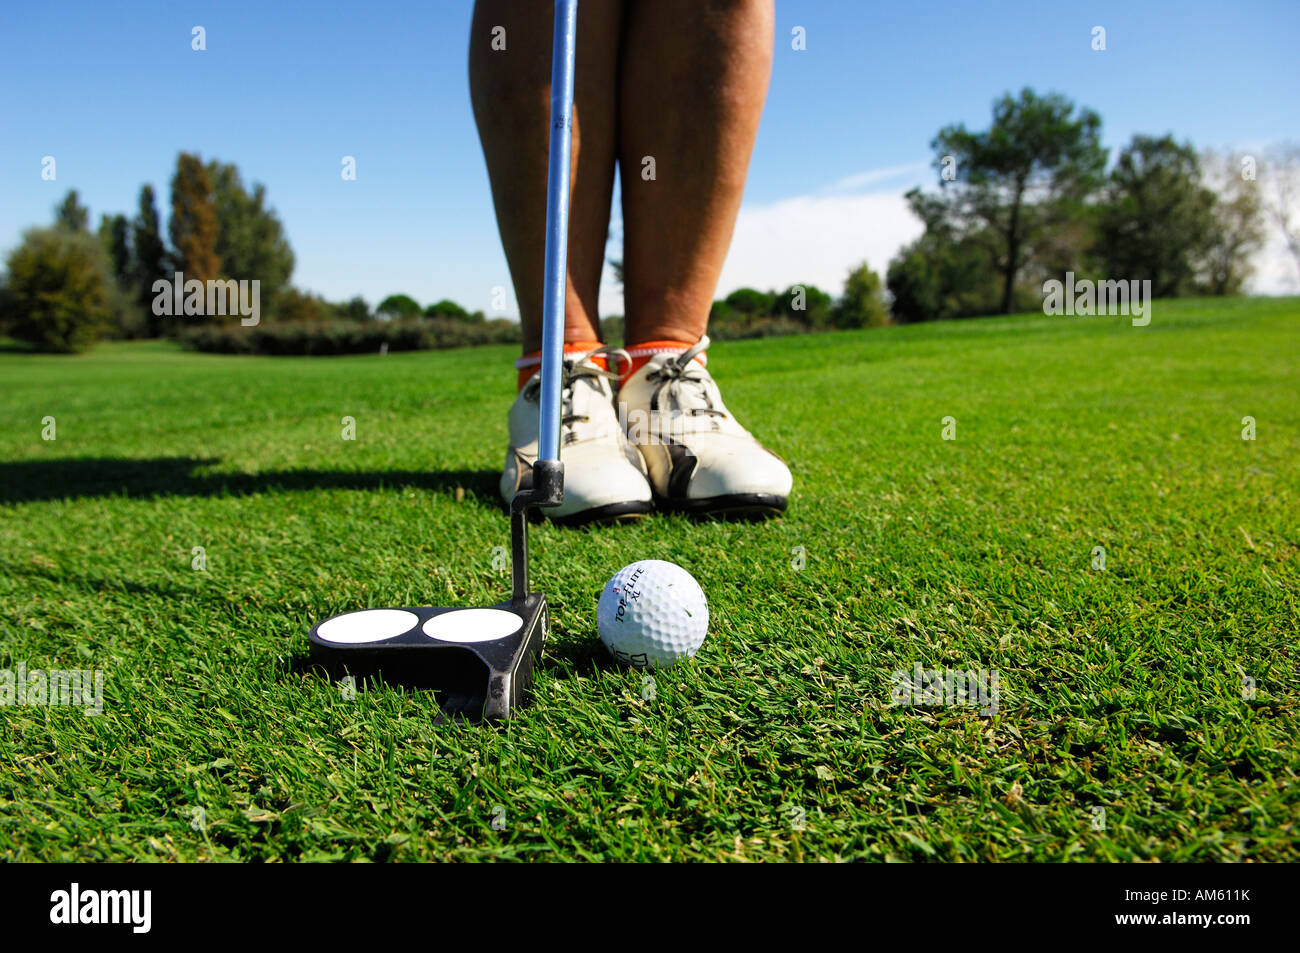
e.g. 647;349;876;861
597;560;708;669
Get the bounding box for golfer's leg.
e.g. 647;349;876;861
618;0;774;345
615;1;790;519
469;0;623;354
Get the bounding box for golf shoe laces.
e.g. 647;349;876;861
645;335;726;426
523;343;631;445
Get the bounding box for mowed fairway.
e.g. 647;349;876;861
1;297;1296;861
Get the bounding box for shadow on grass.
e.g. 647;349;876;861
289;651;509;726
540;637;609;678
3;559;202;601
0;457;499;506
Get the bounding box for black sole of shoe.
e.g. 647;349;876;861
655;493;788;521
547;500;654;527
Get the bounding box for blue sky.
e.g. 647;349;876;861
2;0;1297;315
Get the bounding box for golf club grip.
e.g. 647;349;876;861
537;0;579;464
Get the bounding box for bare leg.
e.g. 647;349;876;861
469;0;624;352
618;0;774;345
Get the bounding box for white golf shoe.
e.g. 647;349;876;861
501;344;653;524
618;335;792;518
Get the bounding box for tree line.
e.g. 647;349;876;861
885;88;1293;321
3;95;1297;353
0;152;498;352
688;89;1299;333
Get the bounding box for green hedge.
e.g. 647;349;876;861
179;317;521;356
601;313;808;346
707;315;809;341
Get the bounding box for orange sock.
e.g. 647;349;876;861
515;340;605;391
618;340;705;387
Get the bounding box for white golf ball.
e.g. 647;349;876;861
597;560;709;669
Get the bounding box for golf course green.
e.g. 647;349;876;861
2;296;1296;861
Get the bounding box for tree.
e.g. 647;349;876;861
887;240;942;323
887;187;1007;322
1198;149;1265;296
331;296;371;322
98;213;131;285
97;213;147;338
1;227;113;352
777;283;833;328
931;88;1107;313
276;288;329;324
886;229;1002;323
1262;142;1300;287
834;262;889;328
206;159;295;316
55;190;90;232
723;288;776;316
376;294;421;319
132;185;170;336
1095;135;1216;298
425;298;476;322
169;152;220;287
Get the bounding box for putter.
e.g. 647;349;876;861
307;0;579;721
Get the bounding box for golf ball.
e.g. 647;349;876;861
597;560;709;668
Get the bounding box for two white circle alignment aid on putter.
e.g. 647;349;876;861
315;560;709;668
316;608;523;645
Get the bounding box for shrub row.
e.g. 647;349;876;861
179;317;522;356
707;315;809;341
180;311;811;357
600;313;809;346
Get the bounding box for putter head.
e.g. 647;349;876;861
306;461;563;722
308;0;576;722
308;594;547;722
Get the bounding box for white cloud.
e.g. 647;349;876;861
717;171;927;298
598;163;928;316
597;159;1300;318
1249;230;1300;294
1204;145;1300;294
820;161;930;194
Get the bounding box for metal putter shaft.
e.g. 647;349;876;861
307;0;578;721
512;0;577;589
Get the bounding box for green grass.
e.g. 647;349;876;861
1;297;1297;861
